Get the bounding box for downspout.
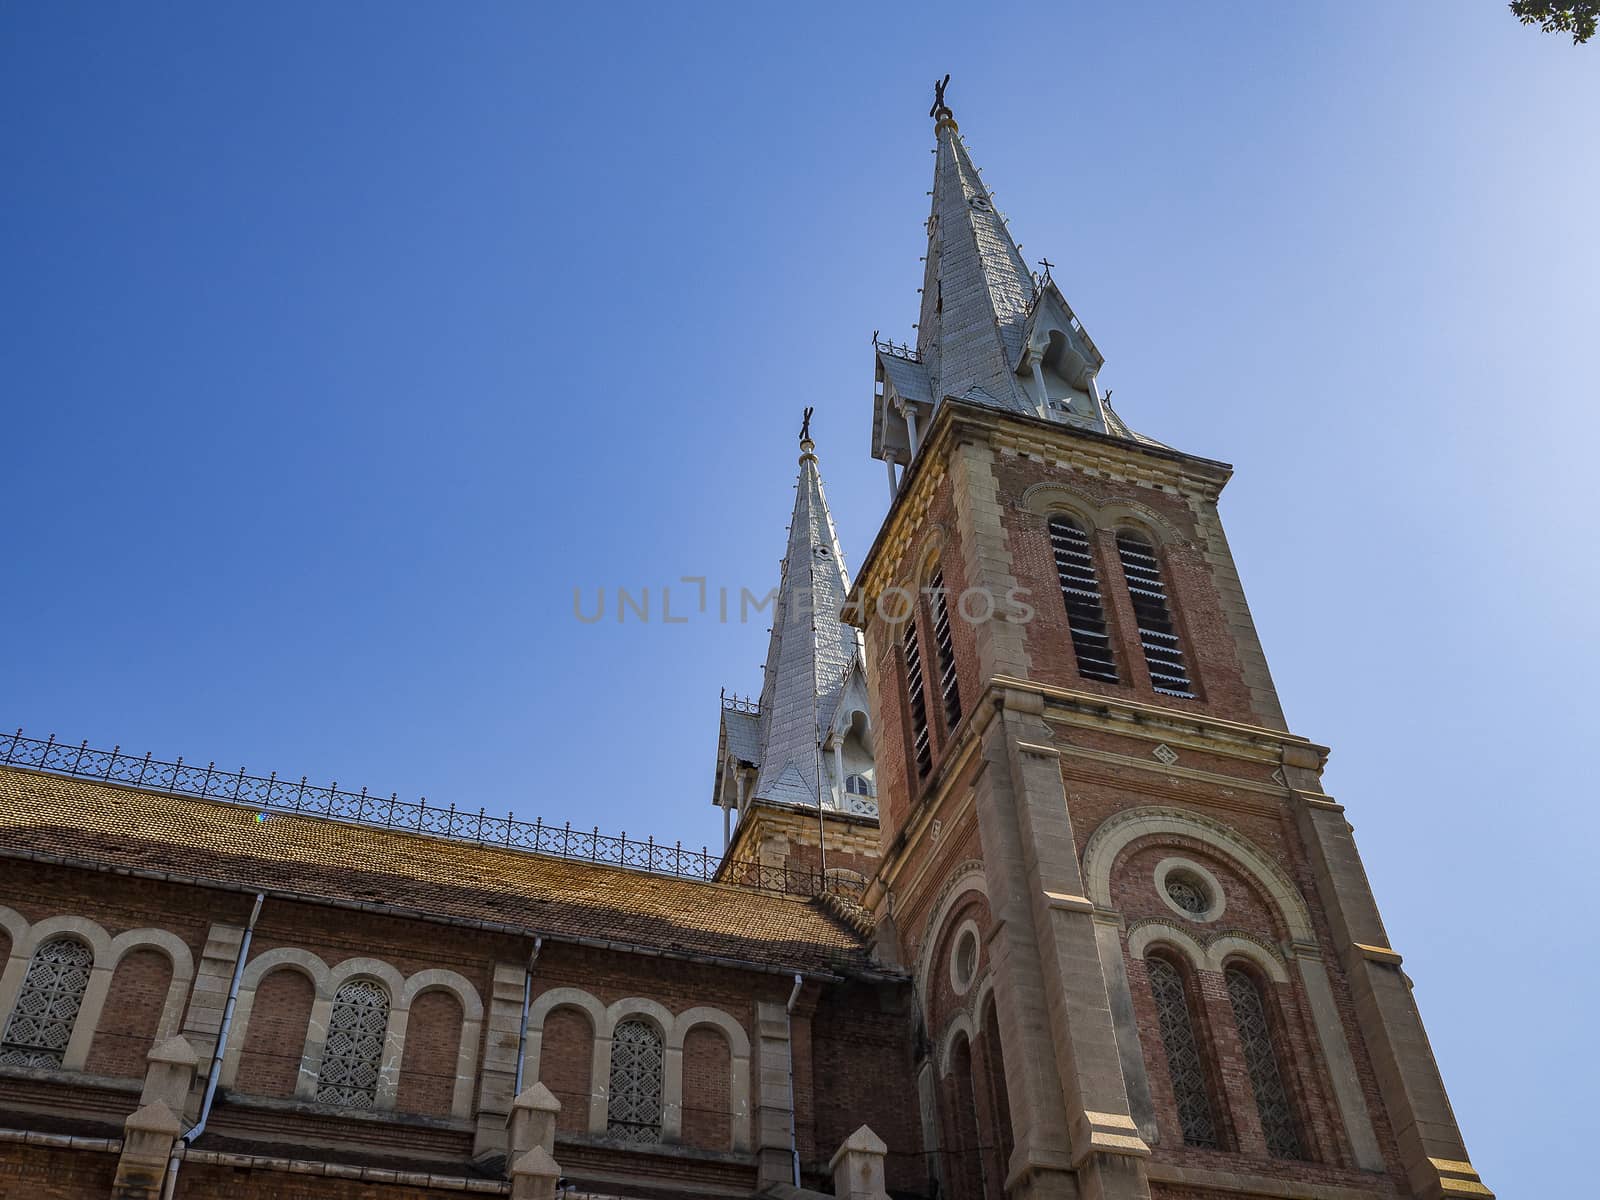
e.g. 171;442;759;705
513;937;543;1096
784;973;803;1187
161;892;264;1200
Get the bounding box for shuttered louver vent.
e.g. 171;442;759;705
1048;515;1119;683
929;569;962;732
1116;533;1194;698
904;620;933;779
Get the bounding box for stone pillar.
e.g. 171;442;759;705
508;1082;561;1158
113;1037;199;1200
755;998;797;1188
829;1124;889;1200
1286;749;1493;1199
473;960;530;1167
509;1147;561;1200
177;921;246;1120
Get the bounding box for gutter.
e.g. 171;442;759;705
160;892;264;1200
784;973;803;1187
512;937;543;1097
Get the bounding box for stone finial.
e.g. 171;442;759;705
828;1124;889;1200
509;1145;562;1200
113;1102;182;1200
139;1036;199;1112
507;1082;561;1159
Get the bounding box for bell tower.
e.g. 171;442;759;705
847;87;1491;1200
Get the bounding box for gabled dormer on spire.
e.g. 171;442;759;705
872;82;1158;472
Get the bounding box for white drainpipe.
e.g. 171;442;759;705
784;973;803;1187
161;892;265;1200
513;937;544;1096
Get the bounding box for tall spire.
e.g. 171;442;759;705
748;420;858;808
873;79;1158;469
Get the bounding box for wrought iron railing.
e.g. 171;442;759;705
0;730;863;902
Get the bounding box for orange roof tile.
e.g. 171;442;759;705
0;766;883;978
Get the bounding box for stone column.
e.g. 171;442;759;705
506;1081;563;1199
474;960;531;1167
1286;748;1492;1200
829;1124;890;1200
179;921;247;1121
755;998;797;1188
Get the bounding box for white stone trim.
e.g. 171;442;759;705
935;1011;976;1079
1153;857;1227;924
523;986;752;1151
1126;921;1208;970
1208;934;1290;984
947;919;981;997
1082;807;1314;944
912;863;987;1023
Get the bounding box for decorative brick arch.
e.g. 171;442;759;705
935;1010;977;1079
670;1007;752;1152
1125;920;1208;971
526;985;608;1132
396;968;483;1118
912;860;987;1023
1082;806;1314;945
0;913;193;1072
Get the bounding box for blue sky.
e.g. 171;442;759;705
2;2;1594;1186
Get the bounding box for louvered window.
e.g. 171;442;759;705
607;1018;664;1143
1147;956;1218;1149
903;620;933;779
1226;968;1303;1159
0;938;93;1069
928;569;962;732
316;980;389;1108
1048;516;1119;683
1116;533;1193;698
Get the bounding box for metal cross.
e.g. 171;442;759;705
1038;257;1055;280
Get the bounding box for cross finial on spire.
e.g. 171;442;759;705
800;406;814;443
929;74;956;131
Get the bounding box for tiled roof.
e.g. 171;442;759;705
0;766;881;978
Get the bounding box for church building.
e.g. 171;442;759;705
0;89;1491;1200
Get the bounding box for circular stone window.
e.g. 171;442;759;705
1154;858;1226;923
949;919;981;996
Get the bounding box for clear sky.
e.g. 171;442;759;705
2;2;1594;1187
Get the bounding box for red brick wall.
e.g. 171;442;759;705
395;987;463;1117
234;966;315;1098
538;1004;593;1133
84;946;173;1078
0;1143;117;1200
680;1024;732;1150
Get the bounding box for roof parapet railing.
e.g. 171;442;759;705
0;728;861;903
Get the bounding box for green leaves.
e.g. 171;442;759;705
1511;1;1599;44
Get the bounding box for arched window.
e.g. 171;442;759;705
1115;533;1193;698
927;568;962;731
607;1018;664;1143
317;979;389;1108
845;773;874;796
1;938;94;1068
1146;956;1218;1149
1048;515;1119;683
903;619;933;779
1225;967;1303;1159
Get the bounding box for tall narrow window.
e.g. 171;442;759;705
928;568;962;732
0;938;93;1068
1048;516;1119;683
607;1018;665;1143
1116;533;1193;698
903;619;933;779
1226;967;1303;1159
317;979;389;1108
1146;956;1218;1149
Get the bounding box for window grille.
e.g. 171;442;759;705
1048;516;1119;683
0;938;93;1069
1165;874;1209;916
903;620;933;779
845;774;874;797
1146;956;1218;1149
606;1018;664;1143
1116;533;1193;698
928;569;962;732
316;980;389;1108
1225;968;1303;1159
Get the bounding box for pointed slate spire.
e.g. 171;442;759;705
750;420;858;809
874;81;1161;463
915;96;1036;414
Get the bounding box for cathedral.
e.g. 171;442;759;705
0;91;1491;1200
